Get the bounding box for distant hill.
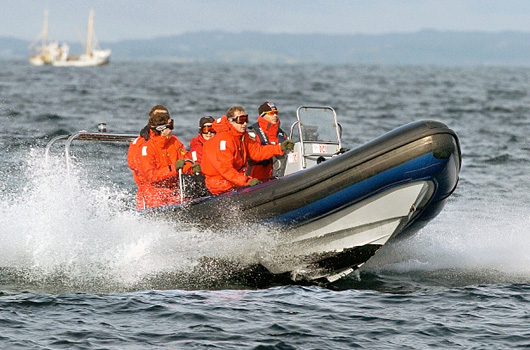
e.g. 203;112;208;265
3;30;530;65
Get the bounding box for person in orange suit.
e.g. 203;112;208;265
127;104;168;209
184;116;216;198
137;111;200;209
201;106;294;195
247;101;287;181
187;116;216;164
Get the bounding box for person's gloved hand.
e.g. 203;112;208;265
281;139;294;152
191;163;201;174
248;178;262;186
175;159;186;170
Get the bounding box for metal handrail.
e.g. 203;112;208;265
45;131;137;173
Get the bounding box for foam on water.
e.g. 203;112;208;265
365;198;530;283
0;150;275;291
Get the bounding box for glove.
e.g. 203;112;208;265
191;163;201;174
248;178;262;186
281;139;294;152
175;159;186;170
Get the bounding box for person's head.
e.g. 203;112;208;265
149;104;169;119
199;116;216;140
141;105;169;139
148;112;173;137
149;104;168;118
227;106;248;133
258;101;279;124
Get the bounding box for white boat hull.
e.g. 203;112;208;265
259;182;430;281
29;56;46;66
51;49;111;67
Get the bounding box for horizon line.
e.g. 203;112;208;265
5;28;530;43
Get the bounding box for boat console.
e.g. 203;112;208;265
276;106;343;176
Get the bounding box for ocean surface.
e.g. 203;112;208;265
1;60;529;349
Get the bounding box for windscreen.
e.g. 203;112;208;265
297;107;339;143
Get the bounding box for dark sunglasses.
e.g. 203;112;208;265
201;125;216;134
152;119;174;131
230;114;249;125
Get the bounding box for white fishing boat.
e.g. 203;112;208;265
29;9;111;67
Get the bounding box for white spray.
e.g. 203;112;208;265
0;149;275;292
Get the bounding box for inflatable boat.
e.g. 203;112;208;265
46;106;461;284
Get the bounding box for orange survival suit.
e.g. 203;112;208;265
201;116;284;195
137;133;193;209
127;125;151;209
187;134;207;164
247;115;287;180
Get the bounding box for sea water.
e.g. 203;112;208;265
0;61;529;348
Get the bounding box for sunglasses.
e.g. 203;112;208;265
153;119;174;131
201;125;216;134
230;114;249;125
261;110;278;117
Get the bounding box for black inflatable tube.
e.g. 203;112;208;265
148;120;461;230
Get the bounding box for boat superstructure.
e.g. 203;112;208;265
28;11;68;66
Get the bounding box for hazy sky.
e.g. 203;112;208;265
2;0;530;42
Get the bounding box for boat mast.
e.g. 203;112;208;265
41;10;49;52
86;9;94;57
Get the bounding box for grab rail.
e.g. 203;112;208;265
45;131;137;173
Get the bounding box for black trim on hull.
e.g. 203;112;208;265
317;244;382;271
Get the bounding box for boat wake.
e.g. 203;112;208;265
363;199;530;285
0;150;279;293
